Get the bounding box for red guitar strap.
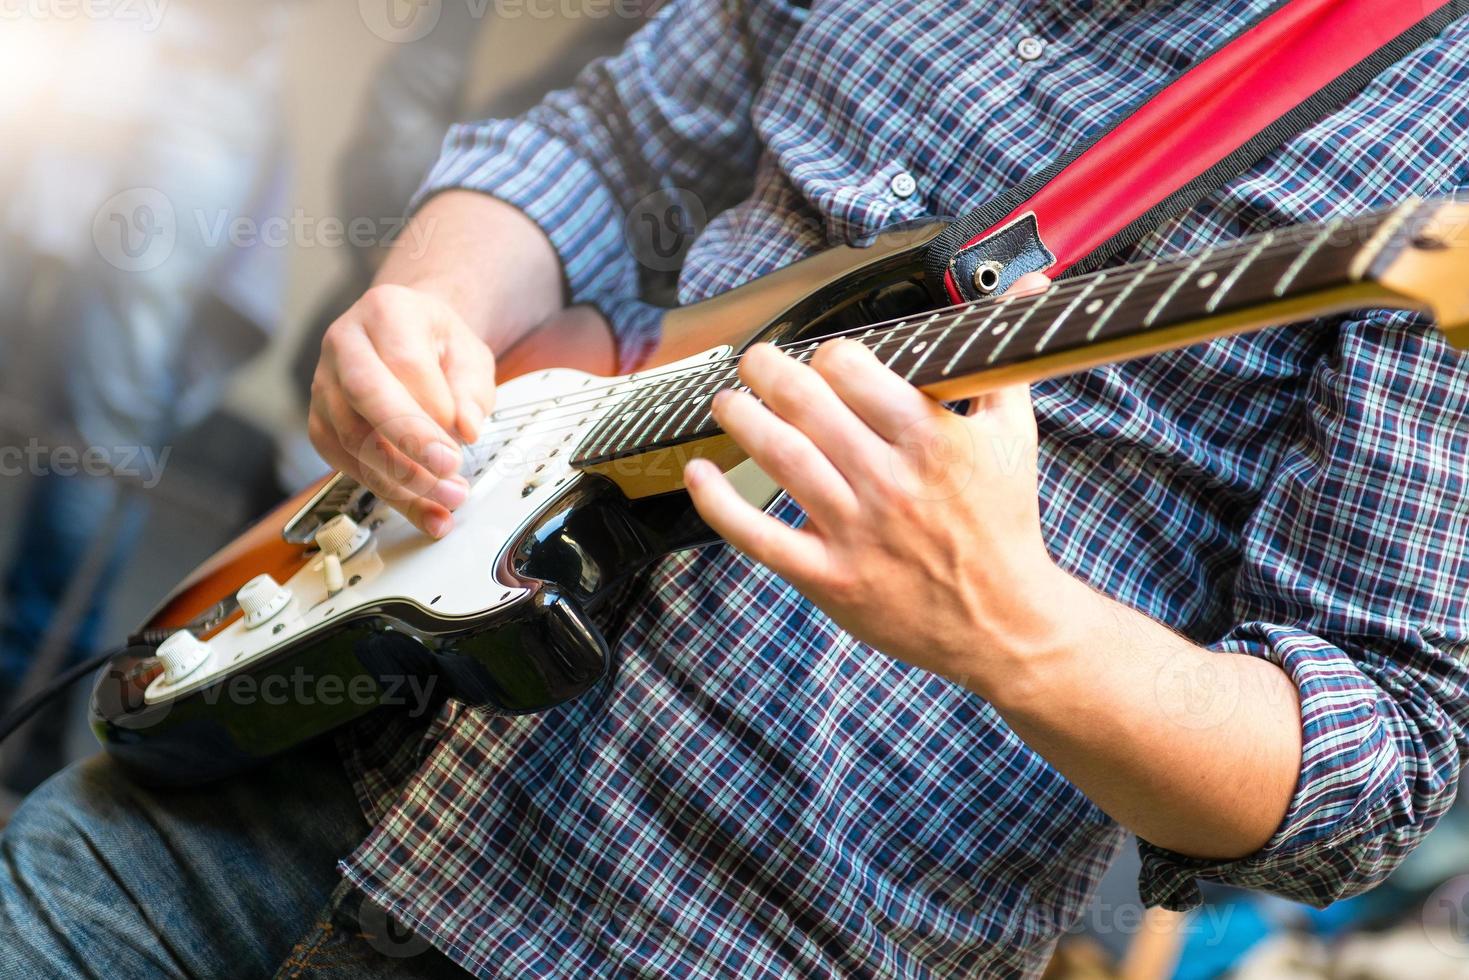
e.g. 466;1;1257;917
926;0;1468;304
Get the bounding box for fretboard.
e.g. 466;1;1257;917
573;203;1416;468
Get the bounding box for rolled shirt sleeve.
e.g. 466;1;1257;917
412;0;770;371
1139;311;1469;911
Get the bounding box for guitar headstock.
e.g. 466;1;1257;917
1373;199;1469;349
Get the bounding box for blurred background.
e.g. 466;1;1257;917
0;4;1465;979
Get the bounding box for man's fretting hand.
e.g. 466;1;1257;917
683;273;1063;689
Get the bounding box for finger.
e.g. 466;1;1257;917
316;384;468;514
961;274;1044;428
327;327;463;477
440;329;497;444
964;382;1039;459
309;407;456;538
1008;272;1052;296
965;381;1035;422
369;320;459;437
314;393;464;537
684;457;827;583
710;388;858;526
810;338;940;444
736;343;887;483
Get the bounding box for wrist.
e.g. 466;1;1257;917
378;192;565;353
951;556;1098;706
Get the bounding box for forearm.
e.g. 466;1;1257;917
375;191;569;358
969;569;1303;860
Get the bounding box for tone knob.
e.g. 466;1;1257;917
237;574;292;629
156;630;210;684
314;514;368;558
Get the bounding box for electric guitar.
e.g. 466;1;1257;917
92;199;1469;784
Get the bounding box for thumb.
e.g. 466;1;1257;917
964;271;1048;423
1007;271;1052;297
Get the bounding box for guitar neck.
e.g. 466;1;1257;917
575;199;1469;471
898;204;1416;400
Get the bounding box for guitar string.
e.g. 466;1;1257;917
484;211;1398;431
473;227;1321;432
463;242;1325;461
490;248;1350;469
464;229;1357;454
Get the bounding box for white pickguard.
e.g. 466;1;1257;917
145;347;773;705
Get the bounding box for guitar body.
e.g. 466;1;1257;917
89;223;947;785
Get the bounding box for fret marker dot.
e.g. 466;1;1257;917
993;321;1008;335
1085;299;1103;315
1197;271;1218;288
912;341;927;353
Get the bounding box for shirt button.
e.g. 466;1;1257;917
1017;36;1045;61
889;171;917;199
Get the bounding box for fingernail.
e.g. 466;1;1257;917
425;441;460;476
685;458;714;486
424;512;452;539
432;477;469;510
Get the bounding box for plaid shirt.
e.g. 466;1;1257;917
336;2;1469;975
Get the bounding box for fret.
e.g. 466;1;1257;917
943;299;1011;375
876;320;913;367
1143;247;1213;327
619;382;678;452
650;378;709;446
1206;231;1272;313
1034;273;1104;353
608;373;681;458
984;294;1042;365
1349;203;1415;281
577;390;619;460
908;305;974;379
867;322;904;364
584;382;643;461
673;364;739;443
893;315;940;370
1274;217;1339;297
1090;260;1154;340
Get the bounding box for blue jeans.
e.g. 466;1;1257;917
0;738;468;979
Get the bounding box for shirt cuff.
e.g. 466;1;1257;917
592;296;670;374
1138;623;1412;911
413;118;643;326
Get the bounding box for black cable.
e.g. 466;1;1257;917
0;646;124;745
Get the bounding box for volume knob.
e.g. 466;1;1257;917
315;514;368;558
237;574;292;629
156;630;210;684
